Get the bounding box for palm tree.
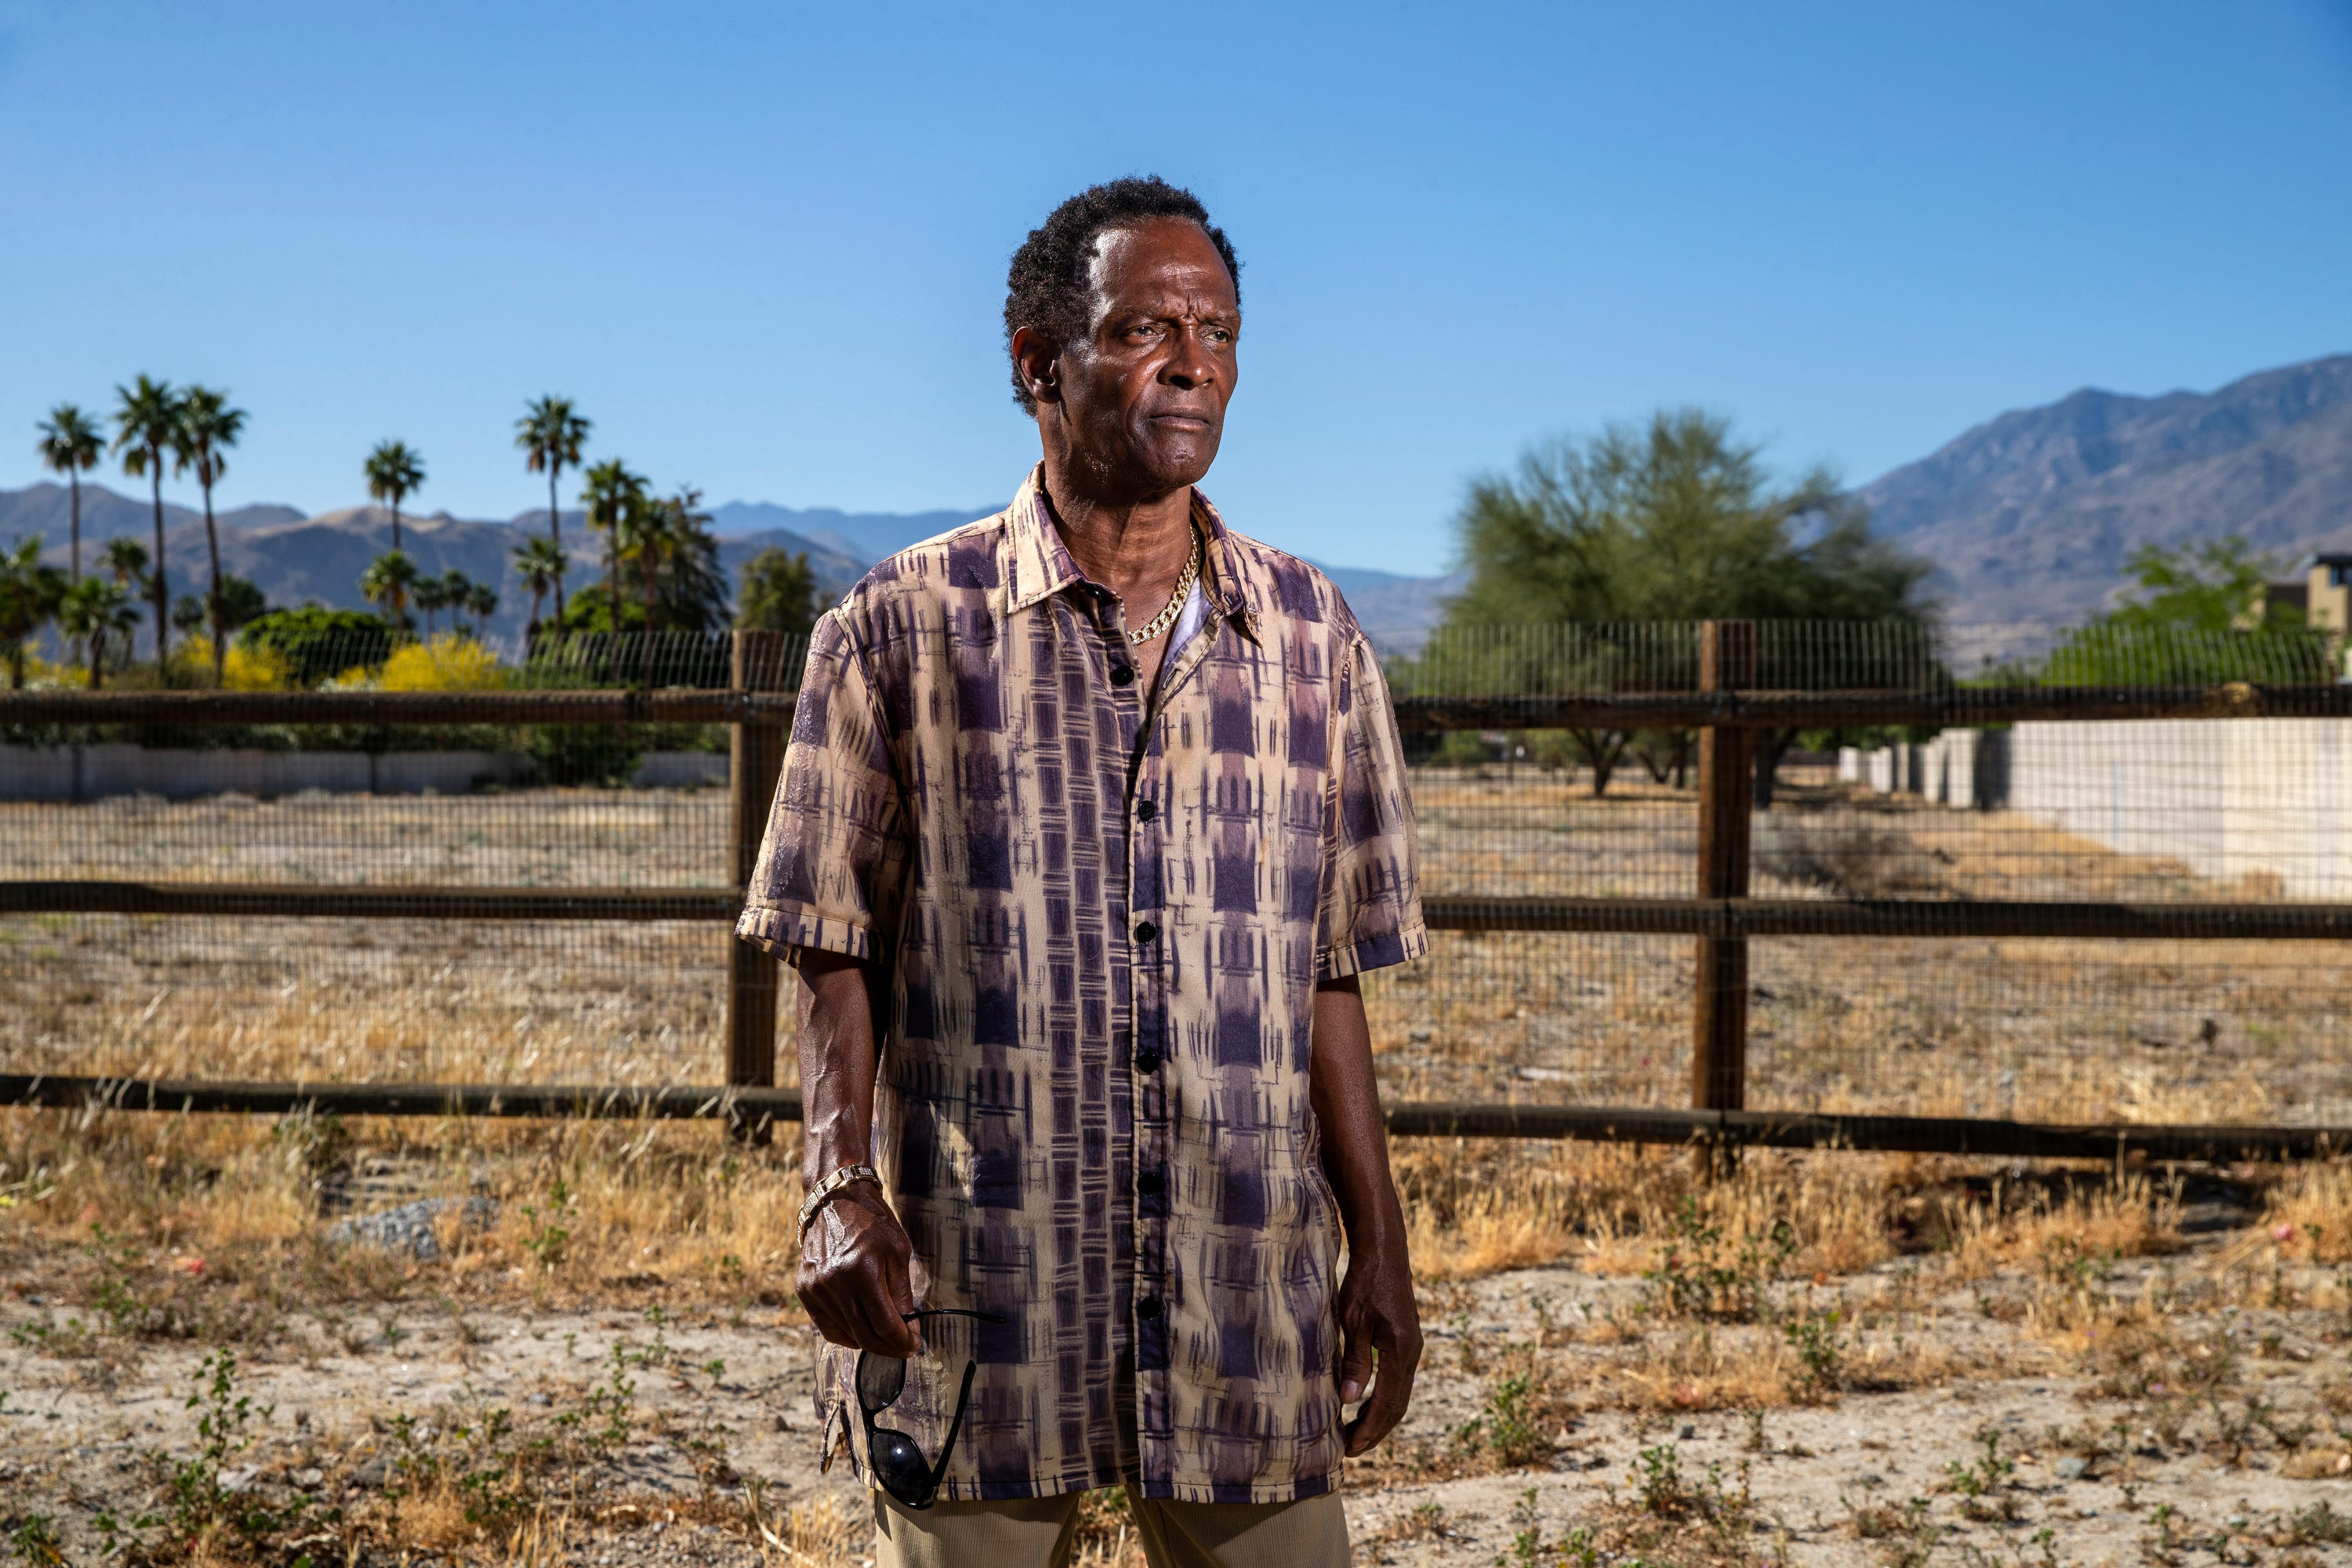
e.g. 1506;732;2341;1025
172;386;246;682
466;581;499;637
112;376;183;666
364;440;426;554
579;459;646;619
58;577;136;690
100;536;151;595
517;396;590;623
0;537;67;689
412;574;449;637
359;550;419;633
35;405;103;582
434;569;472;635
512;535;565;647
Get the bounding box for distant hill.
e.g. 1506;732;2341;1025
706;499;993;560
1856;353;2352;622
0;480;303;559
1311;563;1465;652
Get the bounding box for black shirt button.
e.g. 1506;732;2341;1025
1109;664;1135;687
1133;920;1158;944
1137;1298;1163;1319
1134;1051;1163;1074
1135;799;1157;822
1137;1171;1164;1197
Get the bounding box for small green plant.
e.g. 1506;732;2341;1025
1454;1372;1554;1467
5;1515;64;1566
1783;1309;1845;1401
1642;1198;1798;1322
1944;1427;2020;1524
2288;1498;2352;1545
1633;1443;1686;1515
84;1225;150;1338
164;1351;319;1548
520;1177;577;1269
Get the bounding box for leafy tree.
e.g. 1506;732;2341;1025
35;403;103;581
2041;535;2331;686
237;606;394;685
465;581;499;635
517;395;591;622
172;384;246;681
57;577;137;689
512;535;567;645
1442;409;1932;797
0;536;68;688
111;375;184;664
364;439;426;554
736;546;820;637
359;550;420;631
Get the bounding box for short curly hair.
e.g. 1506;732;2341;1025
1003;176;1242;414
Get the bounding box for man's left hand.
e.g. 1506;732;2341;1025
1334;1230;1421;1456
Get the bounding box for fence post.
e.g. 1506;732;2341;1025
1693;620;1756;1174
727;630;788;1141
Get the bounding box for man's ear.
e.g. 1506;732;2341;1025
1011;326;1061;406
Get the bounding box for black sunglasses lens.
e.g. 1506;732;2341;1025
869;1428;933;1498
857;1352;907;1410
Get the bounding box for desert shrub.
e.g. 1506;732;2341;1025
238;608;396;686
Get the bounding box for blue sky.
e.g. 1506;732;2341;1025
3;2;2349;575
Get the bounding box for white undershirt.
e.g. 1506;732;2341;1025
1156;574;1209;682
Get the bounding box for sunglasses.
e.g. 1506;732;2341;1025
855;1308;1005;1509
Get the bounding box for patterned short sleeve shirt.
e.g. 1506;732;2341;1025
739;470;1425;1504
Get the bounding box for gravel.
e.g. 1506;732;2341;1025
322;1196;497;1261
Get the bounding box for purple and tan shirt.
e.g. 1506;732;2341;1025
739;469;1425;1504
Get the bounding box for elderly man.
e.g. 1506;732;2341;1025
739;176;1425;1568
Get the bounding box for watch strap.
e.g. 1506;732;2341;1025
797;1163;882;1238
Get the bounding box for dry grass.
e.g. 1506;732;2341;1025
0;1106;811;1324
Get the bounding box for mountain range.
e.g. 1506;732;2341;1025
6;350;2349;644
1857;353;2352;622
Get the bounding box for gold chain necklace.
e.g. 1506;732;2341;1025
1128;527;1203;645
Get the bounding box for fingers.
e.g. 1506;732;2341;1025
1336;1320;1376;1407
797;1196;924;1356
1343;1348;1417;1456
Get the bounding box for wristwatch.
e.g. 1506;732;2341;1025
797;1163;883;1240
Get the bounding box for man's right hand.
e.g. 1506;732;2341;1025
797;1181;923;1356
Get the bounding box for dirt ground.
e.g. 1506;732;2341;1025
9;1164;2352;1567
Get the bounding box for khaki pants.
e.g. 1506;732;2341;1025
873;1487;1350;1568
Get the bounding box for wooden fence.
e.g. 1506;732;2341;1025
5;621;2351;1160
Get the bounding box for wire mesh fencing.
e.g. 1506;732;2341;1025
5;621;2352;1144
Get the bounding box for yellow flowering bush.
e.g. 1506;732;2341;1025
168;637;300;690
377;634;511;691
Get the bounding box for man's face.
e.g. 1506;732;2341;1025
1050;217;1240;496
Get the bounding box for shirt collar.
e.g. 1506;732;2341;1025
1000;466;1260;639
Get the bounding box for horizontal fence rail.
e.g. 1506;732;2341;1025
13;678;2352;733
0;881;739;921
5;1076;2340;1162
15;882;2352;942
0;689;797;726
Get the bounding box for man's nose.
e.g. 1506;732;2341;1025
1163;328;1216;390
